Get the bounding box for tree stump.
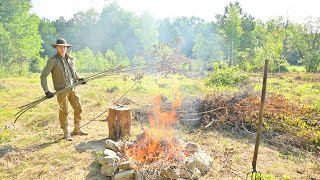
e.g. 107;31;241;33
107;105;132;140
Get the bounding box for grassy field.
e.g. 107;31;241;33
0;72;319;179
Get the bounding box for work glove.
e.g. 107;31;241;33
79;78;86;84
45;91;54;98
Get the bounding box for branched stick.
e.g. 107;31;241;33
14;64;135;123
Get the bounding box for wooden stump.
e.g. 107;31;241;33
107;105;132;140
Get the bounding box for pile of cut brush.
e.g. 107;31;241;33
196;90;319;152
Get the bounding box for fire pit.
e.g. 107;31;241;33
98;95;213;179
98;138;212;179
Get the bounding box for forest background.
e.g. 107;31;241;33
1;0;320;75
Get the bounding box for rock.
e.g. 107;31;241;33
161;168;180;179
191;168;201;179
98;156;120;165
190;150;213;175
101;163;119;176
113;169;135;180
179;168;201;180
125;141;134;148
174;138;187;148
116;141;125;151
103;149;118;156
135;171;144;180
155;176;171;180
105;139;121;152
185;142;200;153
184;157;197;172
179;168;192;179
118;161;132;170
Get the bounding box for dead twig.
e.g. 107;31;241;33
241;122;255;135
205;117;217;128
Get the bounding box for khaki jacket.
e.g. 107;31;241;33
40;54;80;92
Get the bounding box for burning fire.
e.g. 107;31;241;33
149;94;181;128
125;93;185;165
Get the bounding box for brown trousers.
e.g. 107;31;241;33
57;89;82;130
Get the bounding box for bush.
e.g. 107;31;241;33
287;65;306;73
206;62;249;86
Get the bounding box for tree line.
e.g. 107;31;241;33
1;0;320;75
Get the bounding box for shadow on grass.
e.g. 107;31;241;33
75;138;112;180
27;139;61;151
85;161;111;180
0;144;17;158
75;138;106;153
0;138;62;158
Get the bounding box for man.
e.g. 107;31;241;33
40;38;88;141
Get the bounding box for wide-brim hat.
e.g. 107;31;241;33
51;38;72;48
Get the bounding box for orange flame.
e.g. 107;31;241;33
149;93;181;128
126;93;184;164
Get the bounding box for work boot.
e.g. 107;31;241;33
63;129;73;141
71;124;88;136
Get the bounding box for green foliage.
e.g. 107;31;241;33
132;85;148;93
236;14;258;72
252;18;288;72
120;56;131;67
192;32;224;61
132;55;146;65
95;51;108;71
94;151;105;158
70;48;94;72
282;175;291;180
105;49;118;67
288;18;320;72
206;62;248;86
114;42;127;60
134;12;159;49
0;0;42;75
2;0;320;75
216;2;243;66
70;48;118;72
287;65;306;73
38;18;58;57
29;56;46;73
240;14;257;51
68;9;100;52
302;50;320;72
170;16;206;56
0;23;11;67
99;2;138;57
250;173;275;180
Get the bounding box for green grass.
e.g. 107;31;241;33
253;74;320;109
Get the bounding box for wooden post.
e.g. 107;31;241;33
107;105;132;140
252;59;268;172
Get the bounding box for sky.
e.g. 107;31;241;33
30;0;320;23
